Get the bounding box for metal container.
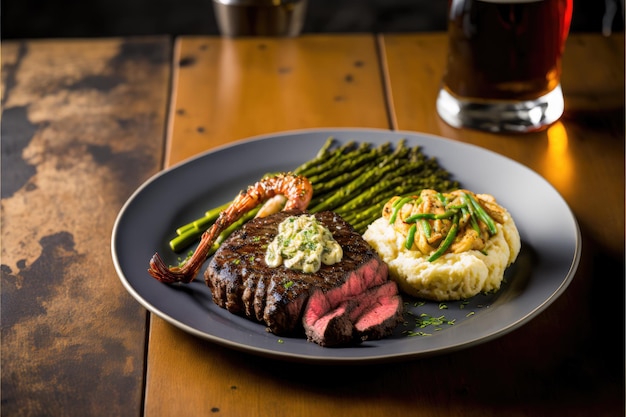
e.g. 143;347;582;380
213;0;307;37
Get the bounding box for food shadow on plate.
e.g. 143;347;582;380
390;243;536;340
168;278;216;312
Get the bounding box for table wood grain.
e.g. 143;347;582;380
144;33;624;417
166;35;389;165
1;37;171;416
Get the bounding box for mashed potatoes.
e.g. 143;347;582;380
363;190;521;301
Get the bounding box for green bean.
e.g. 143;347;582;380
428;214;459;262
405;224;417;249
404;209;458;223
420;219;431;239
466;193;497;235
461;204;481;235
389;196;415;223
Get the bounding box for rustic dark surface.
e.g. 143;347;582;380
1;37;171;416
1;0;623;39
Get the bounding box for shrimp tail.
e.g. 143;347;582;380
148;173;313;284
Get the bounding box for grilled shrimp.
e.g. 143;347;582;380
148;173;313;284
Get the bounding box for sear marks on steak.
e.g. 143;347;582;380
205;210;404;346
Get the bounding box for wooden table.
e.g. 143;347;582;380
2;33;624;417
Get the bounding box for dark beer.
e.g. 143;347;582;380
442;0;573;101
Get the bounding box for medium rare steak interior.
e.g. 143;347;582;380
205;210;404;346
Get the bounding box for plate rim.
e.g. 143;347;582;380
111;127;582;363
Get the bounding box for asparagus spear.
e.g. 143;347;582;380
294;140;358;178
291;136;335;175
306;143;377;186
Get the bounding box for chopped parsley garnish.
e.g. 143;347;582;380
406;331;432;337
404;312;457;336
175;250;194;268
415;313;455;328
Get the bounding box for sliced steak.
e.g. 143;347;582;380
303;280;404;346
352;285;404;341
205;210;403;345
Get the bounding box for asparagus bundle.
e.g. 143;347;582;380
169;137;459;253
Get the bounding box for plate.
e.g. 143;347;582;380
111;128;581;363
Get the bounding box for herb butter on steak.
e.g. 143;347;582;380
205;210;404;346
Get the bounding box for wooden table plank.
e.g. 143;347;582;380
381;32;624;416
165;35;390;165
145;34;394;417
1;37;171;416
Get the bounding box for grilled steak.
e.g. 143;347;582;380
205;210;404;346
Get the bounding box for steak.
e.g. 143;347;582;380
205;210;404;346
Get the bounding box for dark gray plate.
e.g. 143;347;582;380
111;128;580;363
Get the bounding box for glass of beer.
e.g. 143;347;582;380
436;0;573;133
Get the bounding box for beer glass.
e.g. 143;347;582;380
436;0;573;133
